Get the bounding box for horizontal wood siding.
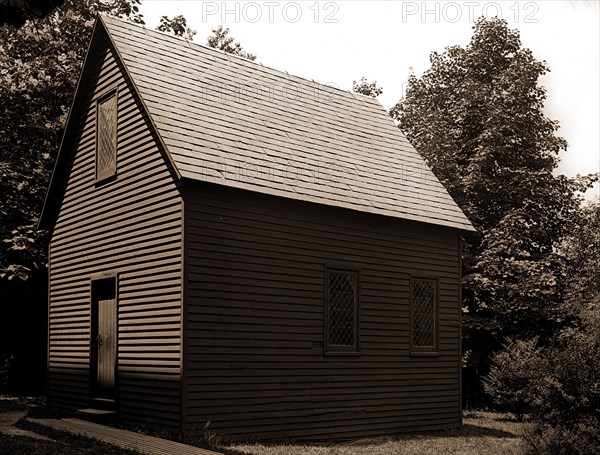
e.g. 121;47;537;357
184;182;461;440
48;40;182;428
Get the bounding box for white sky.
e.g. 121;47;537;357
141;0;600;200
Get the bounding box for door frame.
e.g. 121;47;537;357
90;272;119;401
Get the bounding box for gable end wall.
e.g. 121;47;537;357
47;39;183;428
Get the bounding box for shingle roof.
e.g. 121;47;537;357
101;16;473;231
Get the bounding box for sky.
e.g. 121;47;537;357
140;0;600;200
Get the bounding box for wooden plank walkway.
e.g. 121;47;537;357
29;418;223;455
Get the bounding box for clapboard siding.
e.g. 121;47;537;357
47;39;182;428
184;182;461;440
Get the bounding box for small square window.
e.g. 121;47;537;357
410;277;438;354
96;90;117;181
325;269;359;354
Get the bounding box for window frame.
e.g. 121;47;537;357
324;267;360;356
409;276;439;356
95;87;119;183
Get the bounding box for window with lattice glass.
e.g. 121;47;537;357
325;269;358;353
96;91;117;181
410;278;438;353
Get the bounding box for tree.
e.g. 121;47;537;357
468;174;595;337
561;201;600;311
352;77;383;98
391;17;596;336
390;17;598;403
485;207;600;453
0;0;143;283
206;25;256;61
0;0;65;26
157;14;196;41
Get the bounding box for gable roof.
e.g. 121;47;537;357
40;15;474;232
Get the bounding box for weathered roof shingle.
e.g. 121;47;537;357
102;16;474;231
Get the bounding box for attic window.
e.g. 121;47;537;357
410;277;438;354
96;90;117;181
325;269;359;354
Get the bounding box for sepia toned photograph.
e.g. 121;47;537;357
0;1;598;454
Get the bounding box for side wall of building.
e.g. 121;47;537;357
184;182;461;440
47;36;183;428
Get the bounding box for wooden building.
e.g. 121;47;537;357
39;15;474;440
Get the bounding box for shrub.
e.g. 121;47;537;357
483;338;545;420
531;309;600;426
485;306;600;453
523;416;600;455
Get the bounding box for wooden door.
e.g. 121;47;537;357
96;297;116;393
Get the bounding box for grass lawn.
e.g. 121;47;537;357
1;395;524;455
224;412;524;455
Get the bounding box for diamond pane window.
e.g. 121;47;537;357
411;278;438;353
96;91;117;181
325;270;358;353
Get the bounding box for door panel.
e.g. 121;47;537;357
97;297;116;392
91;277;117;399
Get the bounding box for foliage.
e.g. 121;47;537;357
352;77;383;98
485;202;600;454
486;309;600;454
486;205;600;453
523;416;600;455
0;0;65;26
0;0;142;282
391;17;598;353
561;201;600;310
206;25;256;61
483;338;542;420
392;18;567;228
157;14;196;41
